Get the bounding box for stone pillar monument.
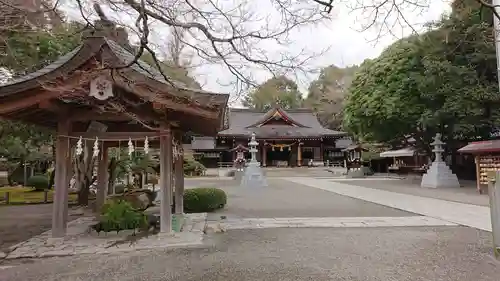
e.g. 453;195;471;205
421;133;460;188
240;133;268;188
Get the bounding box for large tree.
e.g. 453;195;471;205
305;65;358;130
243;76;304;111
0;9;82;183
343;0;499;152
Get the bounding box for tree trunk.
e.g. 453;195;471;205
74;142;96;206
107;157;117;195
48;168;55;189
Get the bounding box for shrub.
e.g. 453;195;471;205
183;158;206;176
26;175;49;191
99;200;147;232
183;187;227;213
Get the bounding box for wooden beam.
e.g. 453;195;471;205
68;111;134;122
38;100;72;115
69;131;160;140
67;106;180;129
0;90;79;115
0;69;106;115
113;74;218;119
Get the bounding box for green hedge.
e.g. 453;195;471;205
99;200;147;232
26;175;49;191
183;187;227;213
183;158;206;176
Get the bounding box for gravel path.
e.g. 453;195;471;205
1;227;499;281
0;205;56;252
204;179;413;219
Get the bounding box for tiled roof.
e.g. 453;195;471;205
218;108;346;138
458;140;500;154
0;46;87;97
0;46;83;90
0;35;227;102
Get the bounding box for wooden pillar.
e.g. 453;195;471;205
297;143;302;167
52;119;70;238
475;156;482;193
159;129;173;233
262;143;267;167
320;139;324;162
175;151;184;214
96;145;109;212
63;141;73;226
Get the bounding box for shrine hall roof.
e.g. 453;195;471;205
218;108;346;139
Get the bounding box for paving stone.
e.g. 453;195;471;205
38;249;75;258
6;213;208;258
286;177;490;231
341;222;368;227
191;221;206;232
210;216;456;231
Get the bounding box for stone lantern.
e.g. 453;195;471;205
240;133;268;188
421;133;460;188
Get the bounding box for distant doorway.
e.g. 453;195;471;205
267;148;291;167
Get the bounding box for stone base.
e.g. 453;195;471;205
5;214;208;259
233;169;244;182
240;162;268;188
421;161;460;188
346;169;365;178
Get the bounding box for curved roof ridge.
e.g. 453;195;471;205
244;107;307;128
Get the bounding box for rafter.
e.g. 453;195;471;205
113;73;218;119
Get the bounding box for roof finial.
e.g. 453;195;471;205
93;2;112;26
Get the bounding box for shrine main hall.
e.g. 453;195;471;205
190;107;351;167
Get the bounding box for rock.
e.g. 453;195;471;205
70;207;85;216
0;251;6;259
204;223;223;234
108;189;154;210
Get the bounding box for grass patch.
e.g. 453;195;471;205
0;186;78;205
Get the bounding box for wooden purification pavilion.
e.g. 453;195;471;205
0;27;229;237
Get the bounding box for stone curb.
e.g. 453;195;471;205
4;213;209;260
205;216;457;232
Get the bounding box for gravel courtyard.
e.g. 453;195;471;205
186;178;414;219
2;227;499;281
0;204;82;252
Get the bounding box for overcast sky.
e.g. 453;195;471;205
60;0;451;105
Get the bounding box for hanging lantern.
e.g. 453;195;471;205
144;137;149;154
128;138;134;157
75;136;83;156
92;137;100;158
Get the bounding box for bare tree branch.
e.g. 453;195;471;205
67;0;330;99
